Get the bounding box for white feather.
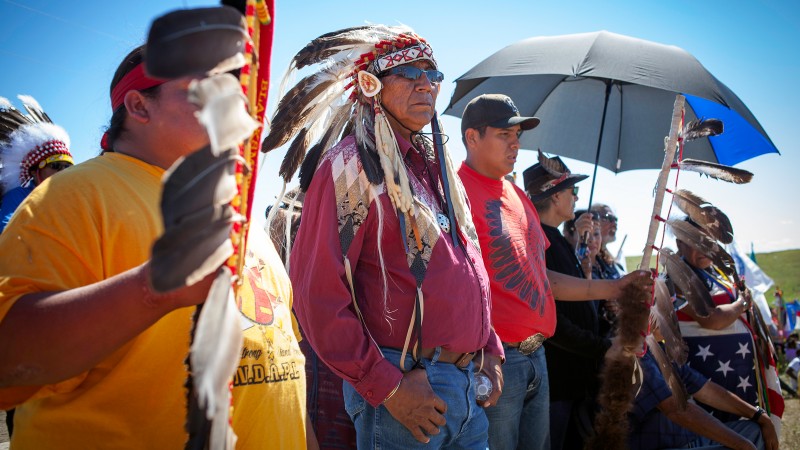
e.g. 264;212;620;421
17;94;44;114
190;267;243;421
0;97;13;111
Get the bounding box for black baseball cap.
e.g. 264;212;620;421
461;94;540;136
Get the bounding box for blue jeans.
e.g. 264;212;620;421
665;420;765;450
342;347;489;449
485;345;550;450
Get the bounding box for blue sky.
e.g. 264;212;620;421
1;0;798;259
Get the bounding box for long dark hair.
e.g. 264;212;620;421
102;46;160;153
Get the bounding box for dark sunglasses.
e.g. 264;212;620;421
598;213;618;224
382;66;444;84
571;186;579;196
46;162;72;171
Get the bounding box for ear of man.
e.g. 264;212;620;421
464;127;481;150
123;90;152;124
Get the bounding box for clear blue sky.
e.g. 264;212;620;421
1;0;798;259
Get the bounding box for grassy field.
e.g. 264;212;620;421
626;248;800;307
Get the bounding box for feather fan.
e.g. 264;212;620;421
667;219;737;282
646;334;689;410
652;277;688;365
659;248;715;317
677;159;753;184
671;189;734;244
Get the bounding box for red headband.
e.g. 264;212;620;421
110;63;164;111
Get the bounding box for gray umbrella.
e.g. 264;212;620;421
445;31;778;202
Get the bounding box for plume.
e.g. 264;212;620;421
537;148;565;176
667;219;737;282
677;159;753;184
279;128;310;182
298;105;351;190
681;118;723;142
671;190;734;244
646;335;689;410
659;248;714;317
262;68;346;152
18;94;52;124
291;25;387;70
652;277;688;365
0;97;30;139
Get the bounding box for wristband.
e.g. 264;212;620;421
750;406;765;422
383;379;402;404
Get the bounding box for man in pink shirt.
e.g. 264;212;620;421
268;26;504;449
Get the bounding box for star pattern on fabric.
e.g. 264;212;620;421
696;344;714;362
716;360;733;377
737;375;752;392
682;321;765;419
736;342;751;359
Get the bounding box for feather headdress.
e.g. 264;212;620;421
261;24;476;254
261;25;437;189
0;95;72;195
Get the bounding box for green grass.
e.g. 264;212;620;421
625;249;800;306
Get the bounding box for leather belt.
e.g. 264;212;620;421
417;347;476;369
505;333;546;356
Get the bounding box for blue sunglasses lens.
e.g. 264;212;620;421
386;66;444;83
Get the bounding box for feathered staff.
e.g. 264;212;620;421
587;96;686;450
588;98;742;449
143;3;274;449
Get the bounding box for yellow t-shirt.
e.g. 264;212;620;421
0;153;195;449
232;228;307;449
0;153;308;449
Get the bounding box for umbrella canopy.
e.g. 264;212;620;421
445;31;779;173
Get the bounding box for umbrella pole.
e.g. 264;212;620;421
586;81;613;209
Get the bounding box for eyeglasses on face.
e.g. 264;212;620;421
598;213;618;224
382;66;444;84
571;186;579;196
46;162;72;172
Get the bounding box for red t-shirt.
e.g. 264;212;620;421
458;163;557;341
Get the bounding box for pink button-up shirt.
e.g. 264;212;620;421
290;134;502;407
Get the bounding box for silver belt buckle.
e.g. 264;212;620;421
518;333;546;356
